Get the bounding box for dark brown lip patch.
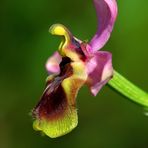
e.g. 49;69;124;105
33;81;68;121
33;58;73;121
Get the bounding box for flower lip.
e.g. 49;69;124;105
33;53;87;138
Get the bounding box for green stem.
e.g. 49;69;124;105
108;70;148;107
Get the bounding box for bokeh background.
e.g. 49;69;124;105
0;0;148;148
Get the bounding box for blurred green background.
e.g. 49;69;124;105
0;0;148;148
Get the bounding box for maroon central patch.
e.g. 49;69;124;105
33;58;73;120
33;80;67;120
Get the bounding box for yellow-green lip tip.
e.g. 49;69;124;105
33;109;78;138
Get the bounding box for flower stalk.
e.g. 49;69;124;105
108;70;148;107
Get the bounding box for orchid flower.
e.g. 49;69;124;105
32;0;148;138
